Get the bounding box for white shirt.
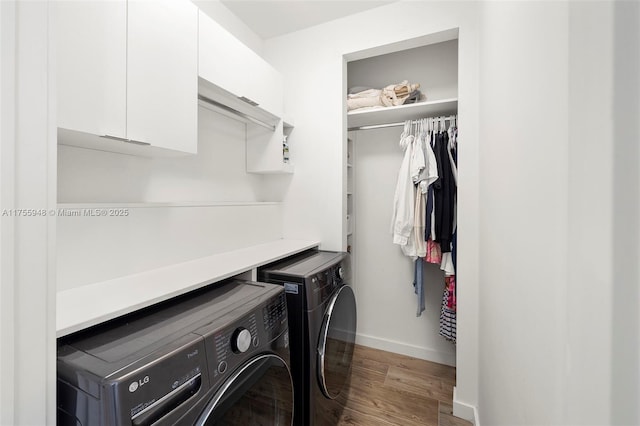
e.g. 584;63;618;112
391;124;416;246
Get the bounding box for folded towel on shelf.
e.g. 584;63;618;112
347;86;374;95
347;88;384;111
346;81;422;111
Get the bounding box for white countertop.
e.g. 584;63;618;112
57;239;319;337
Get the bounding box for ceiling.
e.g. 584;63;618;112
219;1;397;39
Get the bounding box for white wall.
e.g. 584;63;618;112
58;107;275;203
264;1;480;419
57;106;289;288
477;3;569;424
57;203;283;290
476;2;640;425
192;0;264;57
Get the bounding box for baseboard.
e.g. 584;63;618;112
453;387;479;425
355;332;456;366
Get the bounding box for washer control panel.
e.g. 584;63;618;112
202;288;287;388
210;312;258;379
262;292;287;339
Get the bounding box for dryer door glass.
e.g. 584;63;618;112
317;285;357;399
196;354;293;426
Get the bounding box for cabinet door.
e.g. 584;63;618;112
198;11;283;117
198;11;249;103
247;58;284;118
127;0;198;154
56;0;126;138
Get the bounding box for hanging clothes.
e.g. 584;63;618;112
425;239;442;264
432;129;456;253
412;120;438;259
439;276;457;343
405;120;439;315
390;121;415;247
438;119;458;344
413;258;425;316
390;117;458;322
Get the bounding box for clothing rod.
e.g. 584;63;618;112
198;94;276;131
348;116;456;132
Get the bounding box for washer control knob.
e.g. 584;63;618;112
336;267;344;280
232;328;252;353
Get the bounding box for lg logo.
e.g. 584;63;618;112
128;375;150;393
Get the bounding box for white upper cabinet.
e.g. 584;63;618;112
57;0;198;156
198;11;283;117
56;1;127;139
127;0;198;153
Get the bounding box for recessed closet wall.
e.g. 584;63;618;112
346;40;459;365
347;40;458;101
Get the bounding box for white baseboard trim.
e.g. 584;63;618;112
355;332;456;366
453;386;479;425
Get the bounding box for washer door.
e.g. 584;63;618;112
317;285;357;399
195;354;293;426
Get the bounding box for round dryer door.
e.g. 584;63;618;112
317;285;357;399
195;354;293;426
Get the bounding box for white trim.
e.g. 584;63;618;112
3;1;57;423
355;332;456;367
453;386;478;425
0;2;17;424
46;0;58;420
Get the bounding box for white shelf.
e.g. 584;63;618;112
57;238;320;337
283;117;295;129
247;163;294;175
347;98;458;129
57;201;281;209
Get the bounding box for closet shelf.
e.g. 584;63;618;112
347;98;457;129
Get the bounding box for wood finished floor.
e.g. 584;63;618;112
339;345;472;426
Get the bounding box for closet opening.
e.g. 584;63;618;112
342;29;460;372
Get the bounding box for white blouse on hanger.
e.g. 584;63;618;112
391;122;415;247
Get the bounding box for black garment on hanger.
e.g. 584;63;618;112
432;131;456;253
425;131;435;241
